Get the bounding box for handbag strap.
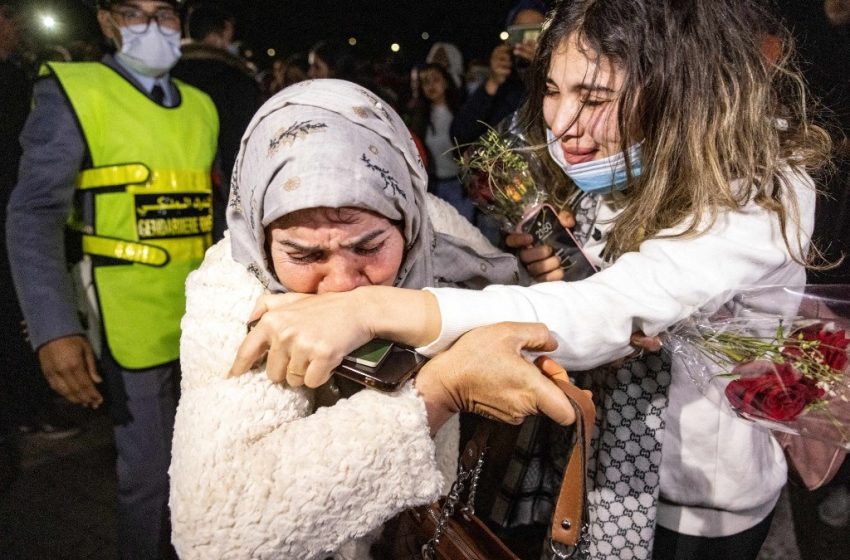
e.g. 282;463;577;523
549;378;596;555
454;377;595;555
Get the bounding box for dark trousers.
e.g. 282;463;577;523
101;349;179;560
653;510;774;560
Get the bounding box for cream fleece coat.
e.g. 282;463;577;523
170;195;502;560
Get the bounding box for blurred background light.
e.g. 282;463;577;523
40;13;59;31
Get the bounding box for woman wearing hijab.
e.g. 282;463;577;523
425;41;465;91
169;79;577;559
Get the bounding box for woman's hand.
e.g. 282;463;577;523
505;209;576;282
229;286;440;387
414;322;585;436
229;291;373;387
630;331;663;352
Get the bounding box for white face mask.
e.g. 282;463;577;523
115;23;181;77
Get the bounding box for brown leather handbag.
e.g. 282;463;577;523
375;378;596;560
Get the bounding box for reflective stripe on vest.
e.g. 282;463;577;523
82;235;170;266
46;61;218;370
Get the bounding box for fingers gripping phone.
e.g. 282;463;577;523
334;339;428;392
519;205;598;282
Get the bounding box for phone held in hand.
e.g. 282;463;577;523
519;204;598;282
334;340;428;392
505;23;543;46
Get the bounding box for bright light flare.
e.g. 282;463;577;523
348;37;357;46
40;14;58;30
390;43;400;53
499;31;509;41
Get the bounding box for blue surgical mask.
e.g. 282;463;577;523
116;23;181;78
546;129;643;194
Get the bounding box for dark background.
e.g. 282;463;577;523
21;0;524;68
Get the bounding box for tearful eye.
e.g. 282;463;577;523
287;252;322;264
354;241;385;256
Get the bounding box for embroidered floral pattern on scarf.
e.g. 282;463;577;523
226;78;519;293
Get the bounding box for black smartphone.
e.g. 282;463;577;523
333;344;428;392
520;205;598;282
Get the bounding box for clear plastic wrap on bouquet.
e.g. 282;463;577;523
455;115;599;281
663;285;850;449
456;115;549;232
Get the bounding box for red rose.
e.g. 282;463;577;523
466;170;495;205
783;324;850;372
724;361;825;422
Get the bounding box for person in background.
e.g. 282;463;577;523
772;0;850;541
825;0;850;25
5;0;218;557
37;44;72;63
409;62;474;222
268;51;308;94
425;41;465;91
0;0;26;491
67;38;106;62
464;57;490;96
450;0;546;147
773;0;850;287
451;0;548;244
307;38;359;81
1;0;80;486
172;1;261;240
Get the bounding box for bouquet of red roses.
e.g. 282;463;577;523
665;285;850;449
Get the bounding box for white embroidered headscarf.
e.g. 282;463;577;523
227;78;519;293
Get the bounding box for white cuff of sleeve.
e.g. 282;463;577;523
415;287;512;356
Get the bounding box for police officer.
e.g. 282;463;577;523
5;1;217;557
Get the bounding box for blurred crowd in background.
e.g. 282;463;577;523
0;0;849;558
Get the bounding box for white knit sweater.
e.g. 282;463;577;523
170;195;498;559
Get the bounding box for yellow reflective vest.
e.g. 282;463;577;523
43;61;218;370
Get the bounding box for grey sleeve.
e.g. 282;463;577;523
5;77;87;350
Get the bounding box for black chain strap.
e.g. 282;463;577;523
420;445;487;560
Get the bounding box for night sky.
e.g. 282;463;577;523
228;0;520;63
27;0;525;68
